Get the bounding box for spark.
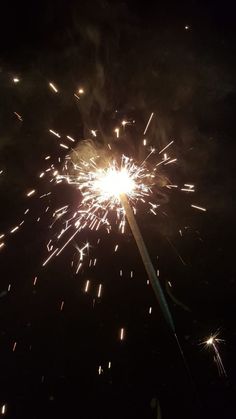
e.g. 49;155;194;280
13;341;17;352
49;82;58;93
191;204;206;212
78;88;84;94
42;248;59;267
120;328;125;341
14;112;23;121
45;155;51;160
60;143;69;149
159;141;174;154
114;128;119;138
67;135;75;142
0;170;3;174
60;301;64;311
108;361;111;369
49;129;60;138
143;139;147;146
202;332;226;376
1;405;6;415
164;158;177;165
181;188;195;192
26;189;36;197
114;244;119;252
143;112;154;135
39;172;45;178
10;226;19;234
97;284;102;298
0;234;5;240
0;242;5;250
149;306;152;314
13;77;20;83
84;280;90;293
91;130;97;137
33;277;37;286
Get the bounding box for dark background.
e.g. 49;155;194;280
0;1;236;418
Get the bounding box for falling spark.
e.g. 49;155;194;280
42;248;59;267
13;77;20;83
45;155;51;160
60;143;69;149
114;128;119;138
0;242;5;250
97;284;102;298
33;277;37;286
67;135;75;142
159;140;174;154
13;341;17;352
91;130;97;137
1;405;6;415
84;280;90;293
49;82;58;93
114;244;119;252
120;328;125;341
143;112;154;135
108;361;111;369
191;204;206;212
143;139;147;146
149;306;152;314
60;301;64;311
49;129;60;138
10;226;19;234
14;112;23;121
26;189;36;197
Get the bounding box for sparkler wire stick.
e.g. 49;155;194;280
120;193;175;334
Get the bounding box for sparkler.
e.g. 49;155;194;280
202;332;226;377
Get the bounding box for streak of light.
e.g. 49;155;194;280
143;112;154;135
42;248;59;267
39;172;45;178
108;361;111;369
98;366;103;375
114;244;119;252
143;139;147;146
130;270;133;278
49;82;58;93
13;77;20;83
181;188;195;192
191;204;206;212
33;277;37;286
45;155;51;160
85;280;90;293
159;141;174;154
27;189;36;197
120;269;123;277
10;226;19;233
1;404;6;414
91;130;97;137
14;111;23;121
168;281;172;287
184;184;194;189
0;234;4;239
114;128;119;138
0;243;5;250
67;135;75;142
8;284;11;291
0;170;3;175
13;342;17;352
60;143;69;149
60;301;64;311
120;328;125;341
149;306;152;314
49;129;60;138
97;284;102;298
74;93;80;100
164;158;177;165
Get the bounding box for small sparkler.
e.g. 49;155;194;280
202;331;226;377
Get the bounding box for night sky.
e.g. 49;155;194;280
0;1;236;418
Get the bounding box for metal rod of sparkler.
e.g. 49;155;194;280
120;193;176;334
